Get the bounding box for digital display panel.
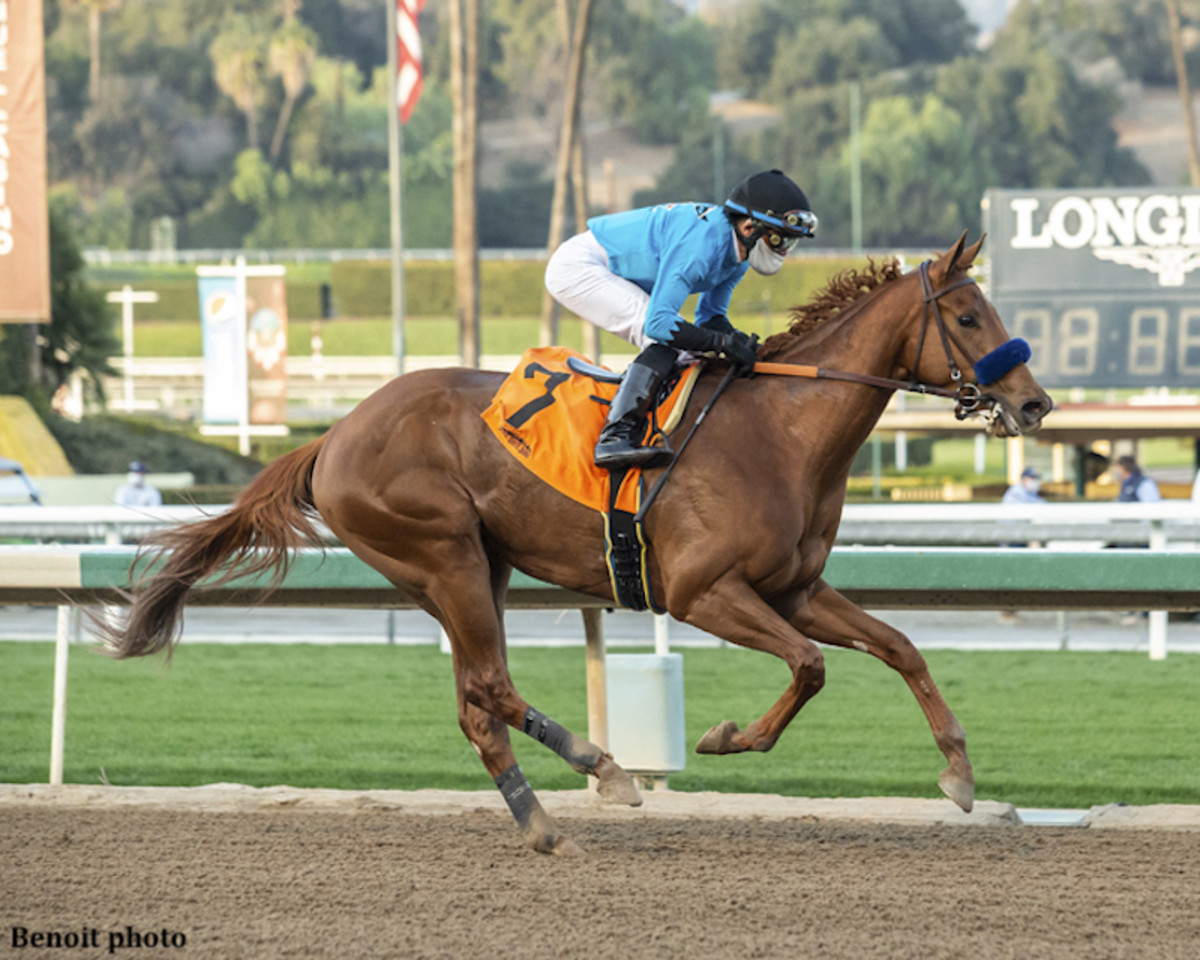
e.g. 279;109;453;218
984;188;1200;388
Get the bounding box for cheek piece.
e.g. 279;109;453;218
973;338;1031;386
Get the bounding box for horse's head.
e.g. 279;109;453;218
910;231;1052;437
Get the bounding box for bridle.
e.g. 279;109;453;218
752;259;1016;421
913;259;987;419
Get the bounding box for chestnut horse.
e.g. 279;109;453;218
105;233;1051;855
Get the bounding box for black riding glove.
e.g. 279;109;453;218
703;314;735;336
664;320;758;370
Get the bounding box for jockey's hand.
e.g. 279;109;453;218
703;314;735;336
718;330;759;372
664;320;757;372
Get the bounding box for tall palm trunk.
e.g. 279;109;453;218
1165;0;1200;186
88;5;101;102
539;0;595;348
450;0;481;367
269;93;298;162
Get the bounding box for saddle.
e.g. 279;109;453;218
481;346;701;612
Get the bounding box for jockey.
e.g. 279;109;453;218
544;168;817;469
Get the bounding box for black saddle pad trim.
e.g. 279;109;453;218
604;468;665;615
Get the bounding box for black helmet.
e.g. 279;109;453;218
724;169;817;242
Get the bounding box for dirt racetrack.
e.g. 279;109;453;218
4;786;1200;960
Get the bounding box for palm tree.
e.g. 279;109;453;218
1165;0;1200;185
539;0;595;348
210;18;268;153
267;19;318;162
69;0;123;103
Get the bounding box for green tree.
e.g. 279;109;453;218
267;18;319;162
601;6;715;144
766;18;898;98
817;94;982;248
210;15;268;152
935;41;1149;189
0;210;117;405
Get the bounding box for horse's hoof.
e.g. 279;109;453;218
530;833;585;857
594;755;643;806
695;720;743;754
939;768;975;813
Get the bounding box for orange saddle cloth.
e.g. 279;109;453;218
481;346;700;514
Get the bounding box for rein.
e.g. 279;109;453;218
750;260;992;419
631;259;1028;521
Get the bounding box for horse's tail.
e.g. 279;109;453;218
101;436;328;660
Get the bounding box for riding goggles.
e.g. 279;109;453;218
725;200;819;241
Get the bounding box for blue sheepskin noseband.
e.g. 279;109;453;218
974;338;1031;386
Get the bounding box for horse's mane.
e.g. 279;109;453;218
758;256;903;360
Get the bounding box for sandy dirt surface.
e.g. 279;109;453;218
4;786;1200;960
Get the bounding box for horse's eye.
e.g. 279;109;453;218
957;315;977;329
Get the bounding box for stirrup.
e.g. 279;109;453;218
594;438;674;470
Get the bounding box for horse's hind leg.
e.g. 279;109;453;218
347;539;639;853
787;580;974;812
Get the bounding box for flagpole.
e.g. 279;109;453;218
386;0;406;378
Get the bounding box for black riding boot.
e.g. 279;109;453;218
594;343;677;469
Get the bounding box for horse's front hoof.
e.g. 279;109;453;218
939;767;975;813
695;720;744;754
594;754;643;806
529;832;585;857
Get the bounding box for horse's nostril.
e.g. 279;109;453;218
1022;398;1051;423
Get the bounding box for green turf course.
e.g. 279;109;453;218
3;642;1197;808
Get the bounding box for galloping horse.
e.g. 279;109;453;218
105;233;1052;854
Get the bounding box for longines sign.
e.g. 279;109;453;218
984;187;1200;387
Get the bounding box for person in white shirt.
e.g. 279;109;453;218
114;461;162;508
1002;467;1046;505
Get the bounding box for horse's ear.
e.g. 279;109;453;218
932;229;974;280
958;233;986;271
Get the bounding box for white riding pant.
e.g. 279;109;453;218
545;231;665;350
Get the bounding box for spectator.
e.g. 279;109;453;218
996;467;1046;624
1114;455;1161;503
1002;467;1046;505
114;461;162;507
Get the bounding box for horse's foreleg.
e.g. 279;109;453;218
674;576;826;754
786;580;974;812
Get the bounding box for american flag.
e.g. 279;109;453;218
396;0;425;124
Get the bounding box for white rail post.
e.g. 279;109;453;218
654;613;670;656
582;609;607;796
50;605;80;786
1149;518;1168;661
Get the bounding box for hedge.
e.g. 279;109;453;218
43;415;263;484
92;254;874;324
96;281;325;322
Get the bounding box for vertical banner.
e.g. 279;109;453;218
197;275;242;424
245;275;288;425
0;0;52;323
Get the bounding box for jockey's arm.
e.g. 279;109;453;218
641;248;707;344
695;272;740;328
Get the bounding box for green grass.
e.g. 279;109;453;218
3;642;1198;808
